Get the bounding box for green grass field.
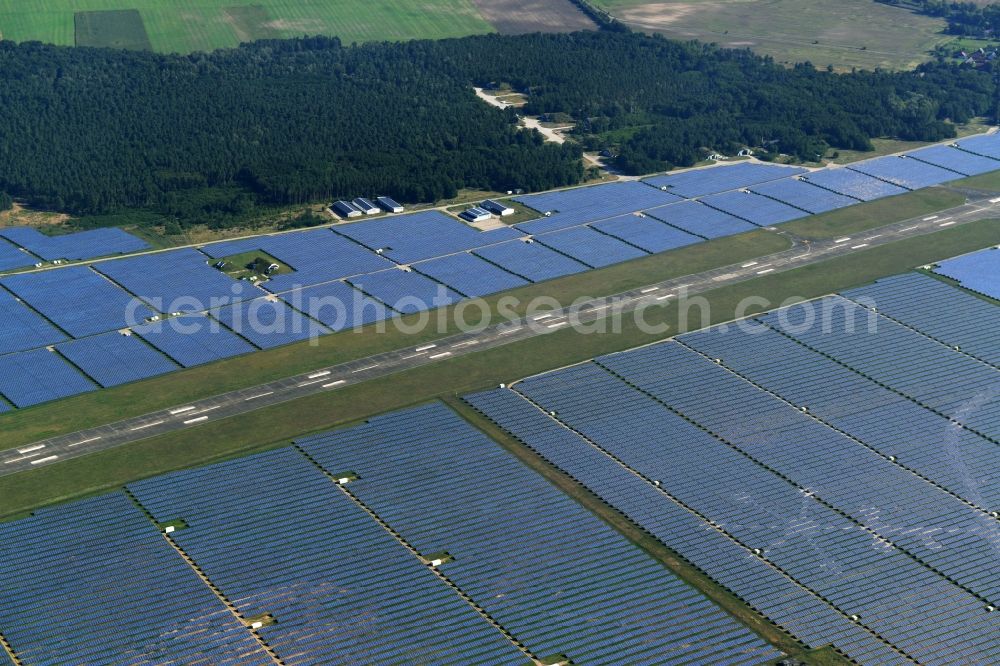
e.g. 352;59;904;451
592;0;952;71
1;218;998;521
0;0;494;53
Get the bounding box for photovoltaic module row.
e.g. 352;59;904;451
756;296;1000;445
466;388;909;666
0;227;149;262
681;310;1000;513
641;162;808;198
0;493;273;666
644;200;759;238
1;266;156;339
332;210;523;264
934;247;1000;301
128;447;526;666
0;136;998;412
846;155;961;190
748;178;857;214
468;269;1000;664
0;238;37;272
297;403;783;665
589;213;702;253
907;144;1000;176
534;225;649;268
840;272;1000;367
601;341;1000;603
0;402;785;664
698;190;808;226
512;360;1000;662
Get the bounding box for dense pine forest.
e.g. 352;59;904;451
0;30;995;228
443;31;995;173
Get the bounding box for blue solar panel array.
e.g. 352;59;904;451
847;156;960;190
277;280;390;331
211;299;328;349
135;315;257;368
642;162;808;198
262;231;394;292
201;228;395;292
601;341;1000;601
749;178;857;214
0;227;149;261
502;355;1000;664
589;213;701;253
0;138;996;412
934;247;1000;300
956;133;1000;160
907;144;1000;176
2;266;155;338
96;248;253;314
841;272;1000;367
349;269;463;314
0;239;37;272
466;388;905;666
699;190;809;226
536;225;648;268
56;331;178;388
514;181;682;231
509;209;596;234
412;252;529;297
800;169;909;201
681;312;1000;513
298;403;783;665
0;288;67;355
644;200;759;239
473;239;589;282
0;493;273;666
758;296;1000;445
333;211;522;264
128;447;526;666
0;399;787;663
0;347;96;407
468;300;1000;665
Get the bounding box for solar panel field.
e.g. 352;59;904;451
935;247;1000;301
469;269;1000;664
0;135;994;413
3;260;998;662
3;8;1000;660
0;403;785;664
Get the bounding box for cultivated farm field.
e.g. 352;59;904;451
592;0;953;71
0;0;495;52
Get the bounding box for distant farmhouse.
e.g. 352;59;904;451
957;47;999;68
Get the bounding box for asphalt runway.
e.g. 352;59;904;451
3;193;997;474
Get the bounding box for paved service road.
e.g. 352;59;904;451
3;196;998;474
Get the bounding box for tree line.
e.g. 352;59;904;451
877;1;1000;38
0;30;994;228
